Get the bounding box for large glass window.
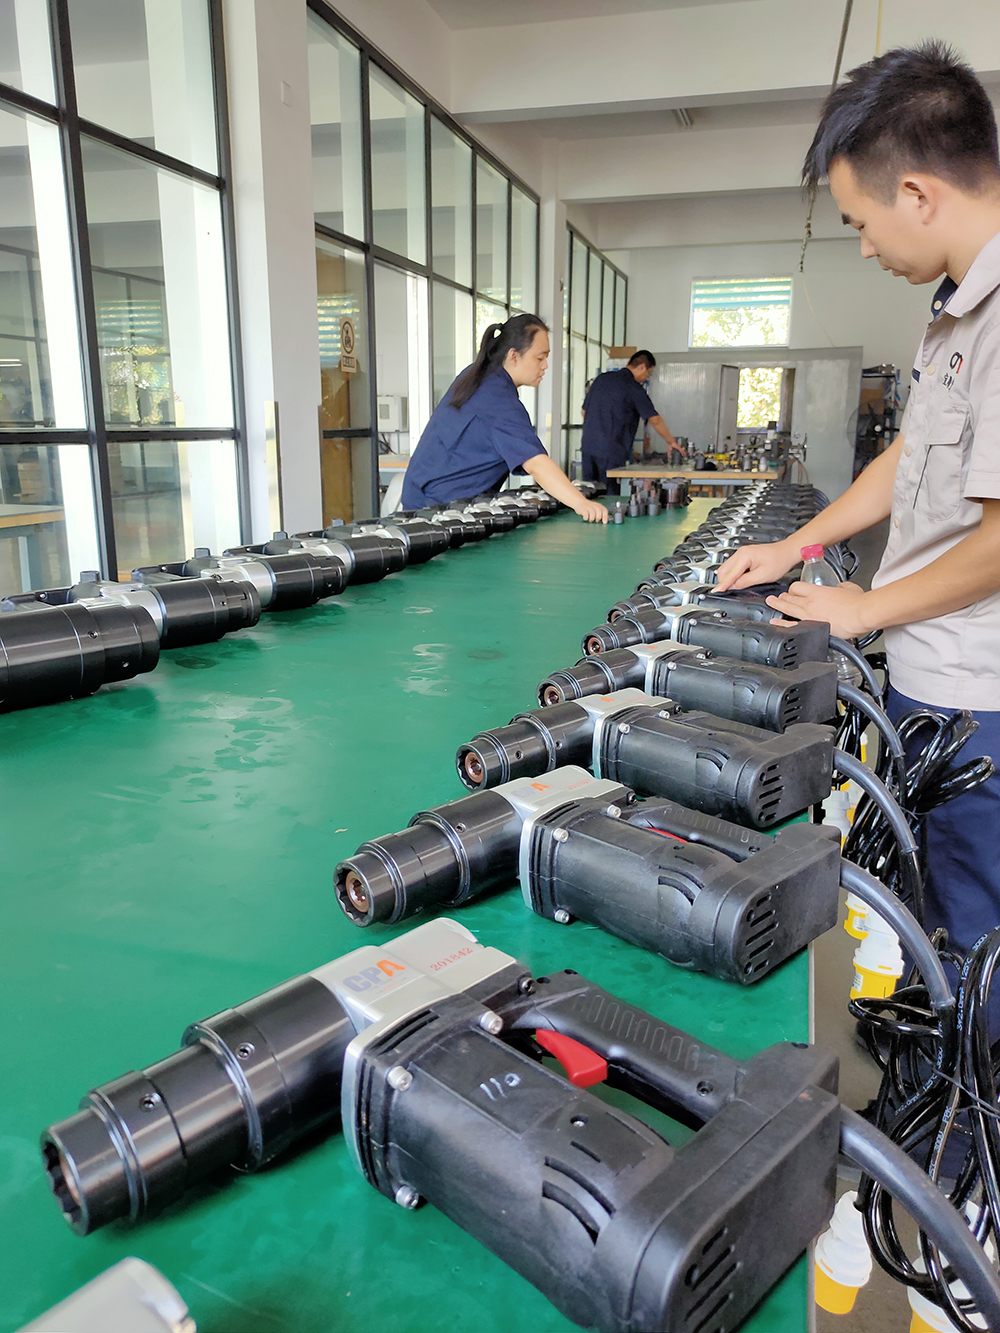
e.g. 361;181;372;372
562;226;627;474
510;186;536;313
305;7;539;517
432;282;472;407
570;234;586;335
0;0;56;103
690;276;792;348
0;105;86;428
317;239;369;430
68;0;218;174
369;66;425;264
475;298;506;348
82;138;233;429
0;0;243;597
307;16;364;241
602;263;614;347
0;442;100;591
109;438;239;575
374;263;429;455
430;118;472;287
476;159;507;305
587;252;602;342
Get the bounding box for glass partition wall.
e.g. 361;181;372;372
562;225;628;476
0;0;243;595
307;1;539;521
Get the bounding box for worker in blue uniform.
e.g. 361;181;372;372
402;314;607;522
581;351;679;494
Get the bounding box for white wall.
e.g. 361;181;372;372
225;0;323;538
608;238;932;378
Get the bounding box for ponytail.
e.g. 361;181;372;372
450;313;548;409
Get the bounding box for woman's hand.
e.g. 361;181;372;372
714;538;798;592
574;498;609;524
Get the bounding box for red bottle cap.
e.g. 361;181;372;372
800;544;824;560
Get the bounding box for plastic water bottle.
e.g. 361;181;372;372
800;544;840;585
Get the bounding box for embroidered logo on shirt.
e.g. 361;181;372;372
942;351;964;390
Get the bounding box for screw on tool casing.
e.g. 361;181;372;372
552;828;568;843
387;1065;412;1091
479;1010;503;1035
553;910;571;924
394;1185;419;1209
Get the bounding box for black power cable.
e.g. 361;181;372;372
841;709;994;927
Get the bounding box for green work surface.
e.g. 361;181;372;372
0;500;809;1333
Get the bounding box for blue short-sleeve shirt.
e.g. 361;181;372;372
580;368;657;464
401;367;545;507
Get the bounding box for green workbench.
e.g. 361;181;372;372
0;500;809;1333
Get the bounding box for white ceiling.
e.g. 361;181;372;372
519;97;828;141
426;0;757;30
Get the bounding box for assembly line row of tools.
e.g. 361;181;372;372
30;483;1000;1333
0;486;611;713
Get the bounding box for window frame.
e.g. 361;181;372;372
562;223;628;445
0;0;247;577
688;276;793;350
307;0;540;510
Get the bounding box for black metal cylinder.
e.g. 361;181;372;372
335;789;524;925
259;551;348;606
537;650;643;705
41;975;353;1235
147;578;261;648
270;534;404;586
582;610;666;655
456;704;595;789
0;603;160;711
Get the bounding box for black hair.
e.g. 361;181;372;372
628;350;656;369
450;313;549;409
803;40;1000;203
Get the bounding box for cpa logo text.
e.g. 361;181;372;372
344;960;406;992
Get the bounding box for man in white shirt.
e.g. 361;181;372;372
717;41;1000;972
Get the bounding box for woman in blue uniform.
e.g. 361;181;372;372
401;314;607;522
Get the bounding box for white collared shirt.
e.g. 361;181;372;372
872;230;1000;709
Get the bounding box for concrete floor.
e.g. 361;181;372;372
813;519;917;1333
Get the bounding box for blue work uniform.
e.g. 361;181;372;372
580;368;657;492
401;367;544;508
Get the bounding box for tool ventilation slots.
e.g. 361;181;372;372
752;763;784;824
682;1225;739;1333
777;642;800;670
738;891;777;977
779;686;802;728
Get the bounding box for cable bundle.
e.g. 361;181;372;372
851;926;1000;1332
843;705;994;922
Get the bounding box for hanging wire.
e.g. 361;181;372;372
799;0;856;272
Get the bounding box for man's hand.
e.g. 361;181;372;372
766;581;868;638
649;415;678;450
715;538;798;592
573;498;609;524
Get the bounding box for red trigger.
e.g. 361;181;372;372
534;1030;608;1087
